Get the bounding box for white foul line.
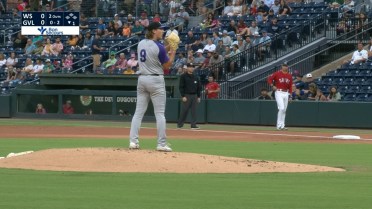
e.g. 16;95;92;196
140;127;372;142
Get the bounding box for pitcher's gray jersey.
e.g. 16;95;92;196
137;39;169;75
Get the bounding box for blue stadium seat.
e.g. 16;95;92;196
342;78;355;85
345;85;359;93
355;93;369;102
343;93;356;101
358;85;372;93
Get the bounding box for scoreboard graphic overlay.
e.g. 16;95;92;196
21;12;80;35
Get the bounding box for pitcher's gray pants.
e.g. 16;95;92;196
129;75;167;146
178;94;197;127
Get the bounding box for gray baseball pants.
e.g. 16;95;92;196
129;75;167;146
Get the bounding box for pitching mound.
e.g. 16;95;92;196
0;148;344;173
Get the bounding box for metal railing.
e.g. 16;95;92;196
224;21;372;99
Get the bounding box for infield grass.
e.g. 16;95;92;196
0;119;371;209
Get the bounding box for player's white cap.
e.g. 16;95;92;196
196;49;203;53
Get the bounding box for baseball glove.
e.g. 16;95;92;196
165;31;180;51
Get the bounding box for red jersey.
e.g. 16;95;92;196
205;82;220;99
267;70;293;93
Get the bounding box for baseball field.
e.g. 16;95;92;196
0;118;371;209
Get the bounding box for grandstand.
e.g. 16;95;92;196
1;0;372;101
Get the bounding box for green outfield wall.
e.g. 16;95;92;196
2;90;372;128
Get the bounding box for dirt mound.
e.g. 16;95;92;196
0;148;345;173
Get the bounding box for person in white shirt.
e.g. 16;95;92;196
203;39;216;52
223;1;234;16
32;58;44;75
6;52;18;68
345;43;368;65
264;0;274;8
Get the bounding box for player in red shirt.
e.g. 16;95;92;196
267;64;293;130
205;75;220;99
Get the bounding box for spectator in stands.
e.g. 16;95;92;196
270;0;280;15
202;13;220;30
127;53;138;69
67;35;79;48
200;33;209;45
140;13;150;28
114;14;123;28
237;19;250;36
302;73;314;90
63;100;74;114
193;49;206;68
82;31;93;48
44;3;52;11
250;0;260;15
6;52;18;68
315;89;327;101
13;32;28;49
258;88;272;100
237;37;245;51
267;17;282;35
327;86;342;101
336;20;349;36
79;14;89;30
221;30;232;47
32;41;44;55
107;21;115;34
152;13;161;23
265;0;274;8
110;22;122;36
127;14;135;25
21;58;34;76
191;39;204;52
97;18;106;31
340;0;354;14
203;38;216;52
187;50;195;63
176;65;187;75
257;30;271;60
165;23;179;37
258;1;270;16
42;59;55;74
175;6;189;31
122;23;131;38
232;0;243;16
123;67;136;74
171;53;187;75
25;39;36;54
211;32;221;46
215;40;225;55
294;74;305;89
249;21;259;36
35;103;46;114
185;31;197;51
62;53;73;72
159;0;170;17
306;83;318;100
169;7;178;24
42;38;54;56
291;84;305;100
224;45;232;57
224;1;234;16
344;42;368;65
51;37;63;56
92;34;105;73
5;66;16;83
278;0;291;16
244;36;253;50
131;20;144;36
16;0;26;12
68;0;81;12
205;75;221;99
31;58;44;76
115;53;128;73
228;44;241;75
102;52;117;74
251;31;261;46
227;20;239;37
209;51;224;80
77;34;85;48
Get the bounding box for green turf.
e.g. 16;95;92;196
0;136;372;209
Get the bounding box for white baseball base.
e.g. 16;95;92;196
333;135;361;140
